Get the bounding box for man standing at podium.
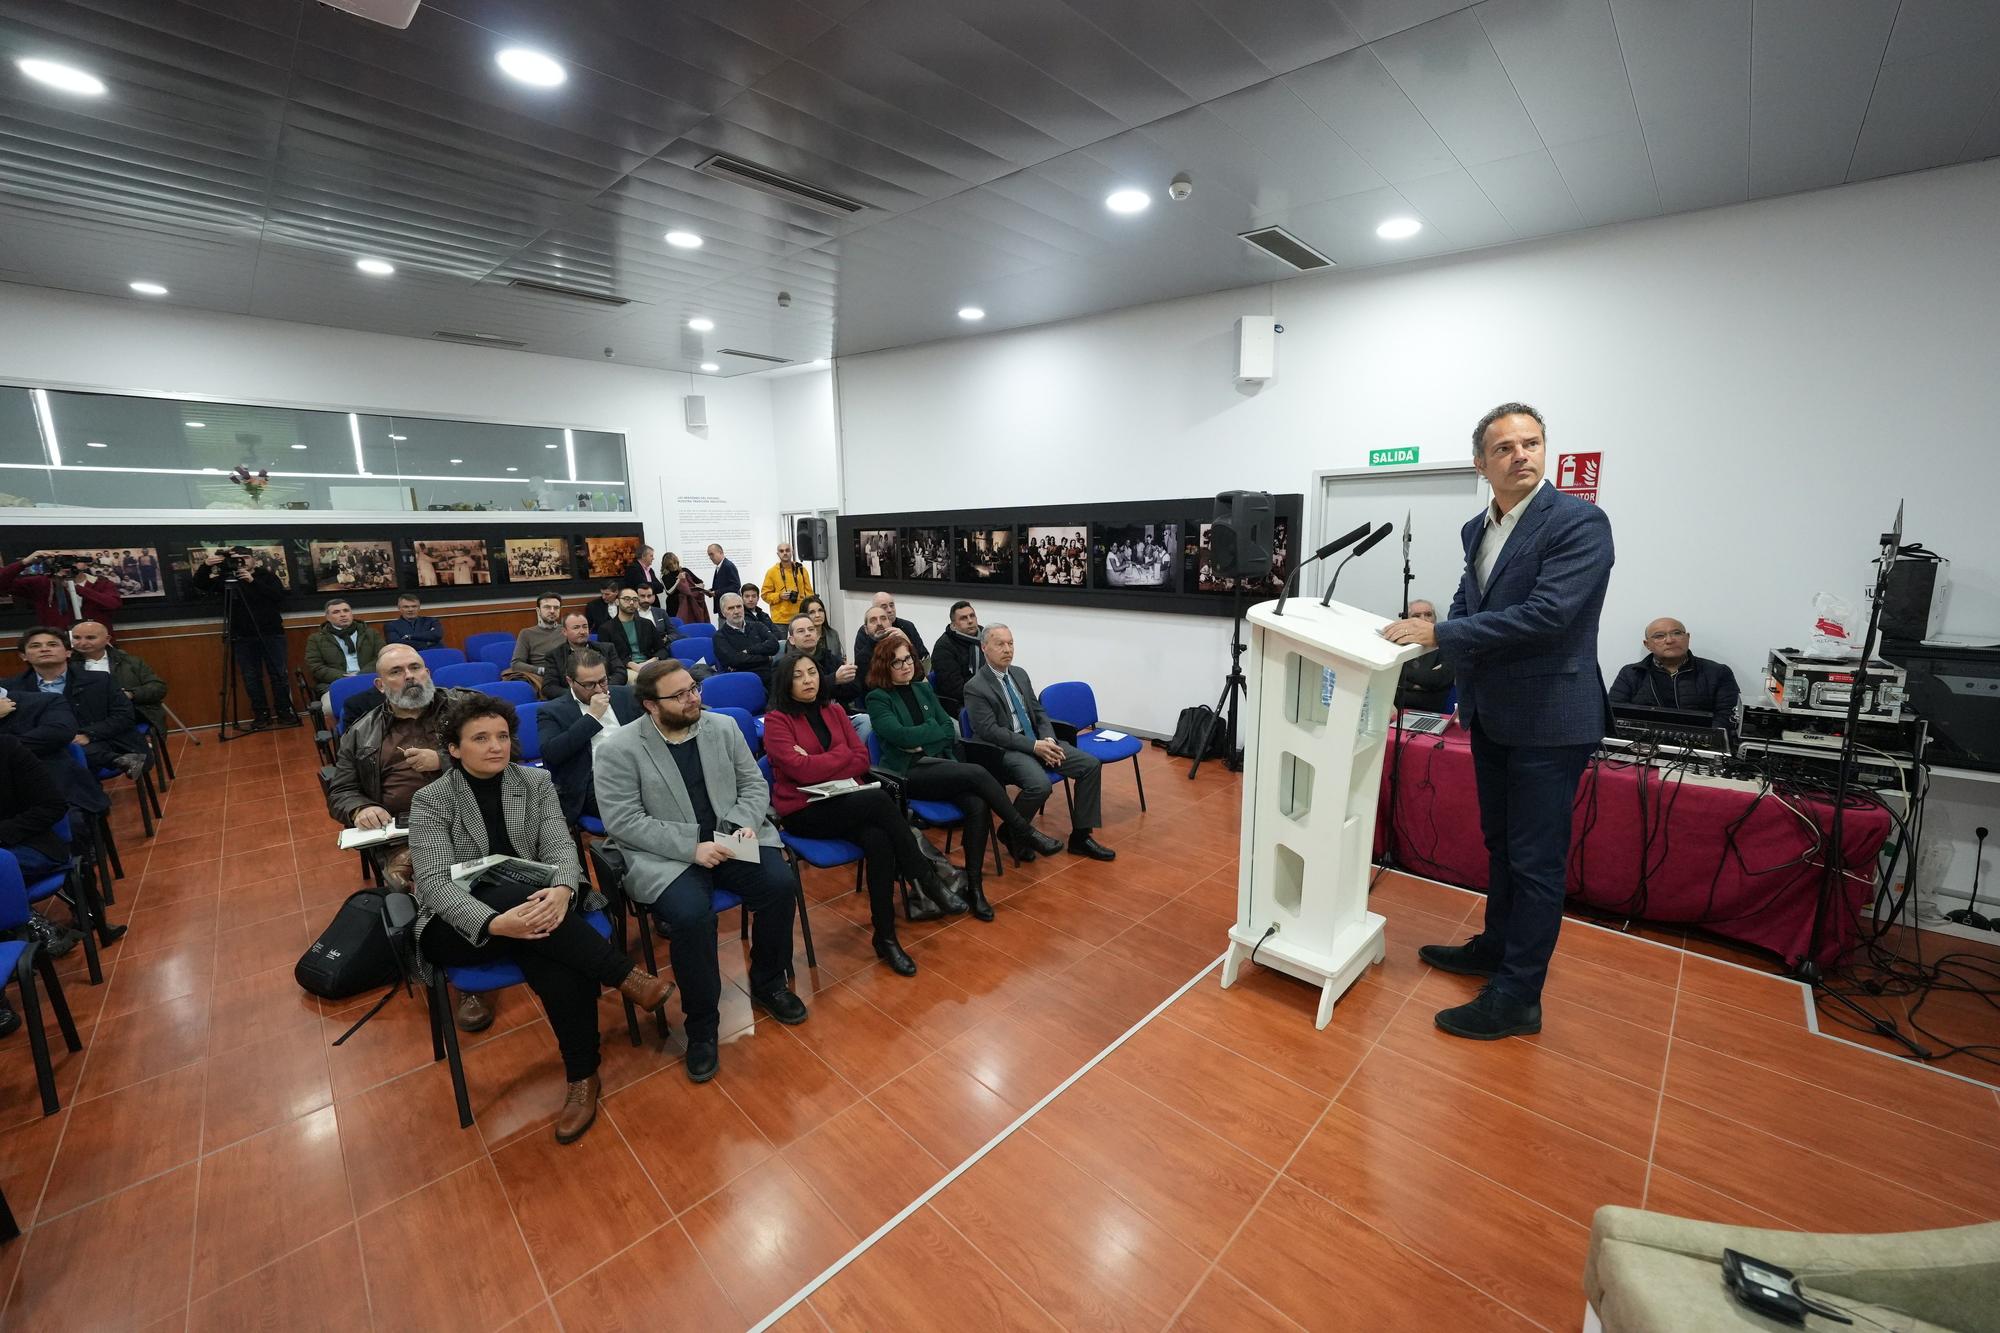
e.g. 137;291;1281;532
1380;402;1613;1040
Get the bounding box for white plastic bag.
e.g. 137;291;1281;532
1809;592;1856;655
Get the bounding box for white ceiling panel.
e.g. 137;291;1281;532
1466;149;1584;237
1611;0;1752;211
1749;0;1899;196
1331;0;1477;44
1848;34;2000;182
1548;127;1661;225
1477;0;1639;149
1205;79;1389;209
1392;167;1516;247
1189;0;1366;77
1370;9;1543;167
1283;46;1459;182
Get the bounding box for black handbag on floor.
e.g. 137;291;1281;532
295;889;400;1000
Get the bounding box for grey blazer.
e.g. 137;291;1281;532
963;664;1054;756
593;711;779;905
407;763;593;950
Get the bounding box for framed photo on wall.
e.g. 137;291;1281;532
1018;524;1088;587
186;541;292;588
954;527;1014;584
6;545;167;599
502;536;570;582
585;534;642;579
852;528;899;582
1186;514;1290;595
901;526;950;581
308;539;398;593
411;538;492;587
1093;521;1179;591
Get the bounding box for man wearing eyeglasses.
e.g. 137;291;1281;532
1392;599;1455;713
1608;617;1740;730
594;658;808;1085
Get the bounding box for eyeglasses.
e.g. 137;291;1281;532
1645;629;1690;641
649;683;701;704
890;656;914;667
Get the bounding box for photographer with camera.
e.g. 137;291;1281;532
192;546;298;731
0;551;124;631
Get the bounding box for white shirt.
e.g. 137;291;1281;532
82;655;112;673
1476;480;1548;593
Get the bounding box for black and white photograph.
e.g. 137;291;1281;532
852;528;899;581
1093;522;1179;591
503;536;570;582
412;538;492;587
9;546;166;599
954;527;1014;584
1188;515;1290;595
1019;524;1088;587
309;539;398;593
901;526;950;581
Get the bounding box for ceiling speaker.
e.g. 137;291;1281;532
684;395;707;430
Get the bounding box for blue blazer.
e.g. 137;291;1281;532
537;685;643;824
1434;484;1614;749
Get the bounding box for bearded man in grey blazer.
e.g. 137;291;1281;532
594;657;808;1084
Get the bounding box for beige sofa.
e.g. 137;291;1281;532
1583;1205;2000;1332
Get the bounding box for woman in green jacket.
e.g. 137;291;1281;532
864;634;1061;920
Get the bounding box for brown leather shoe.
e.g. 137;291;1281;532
454;992;494;1032
554;1075;601;1144
617;968;675;1011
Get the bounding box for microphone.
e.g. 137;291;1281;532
1273;522;1373;616
1399;510;1413;618
1322;522;1394;608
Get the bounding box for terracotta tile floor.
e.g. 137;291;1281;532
3;726;1997;1331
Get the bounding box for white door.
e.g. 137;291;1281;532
1313;466;1487;621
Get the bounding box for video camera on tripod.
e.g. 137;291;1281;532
207;545;260;579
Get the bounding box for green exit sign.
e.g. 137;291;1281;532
1369;447;1420;467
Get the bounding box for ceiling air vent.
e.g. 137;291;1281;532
717;348;793;365
694;154;867;217
1239;226;1334;271
432;330;527;349
506;278;631;307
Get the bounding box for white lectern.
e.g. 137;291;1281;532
1220;596;1421;1028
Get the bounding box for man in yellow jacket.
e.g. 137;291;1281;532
760;541;814;625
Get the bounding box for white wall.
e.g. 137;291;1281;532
835;159;2000;739
0;282;785;564
769;368;839;518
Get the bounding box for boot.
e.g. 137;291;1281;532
917;864;967;917
962;869;994;923
617;968;675;1011
554;1074;601;1144
1012;823;1063;857
904;882;944;923
873;932;917;977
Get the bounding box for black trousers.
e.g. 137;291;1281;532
651;847;796;1043
420;883;634;1081
782;789;927;936
230;634;291;717
901;757;1027;870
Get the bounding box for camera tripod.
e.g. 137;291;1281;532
1189;589;1248;778
214;573;256;744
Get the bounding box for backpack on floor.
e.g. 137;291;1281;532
1164;705;1228;760
296;889;399;1000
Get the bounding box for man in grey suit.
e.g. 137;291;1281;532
963;625;1115;862
593;658;807;1084
1383;402;1614;1042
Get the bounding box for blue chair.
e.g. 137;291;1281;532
94;742;162;837
958;708;1070;822
676;622;717;639
583;841;680;1045
30;811;113;986
436;661;503;689
135;719;174;786
711;706;761;756
0;850;84;1116
1041;681;1145;811
463;631;514;662
666;616;685;632
477;642;517;670
701;672;766;715
514;702;545;767
419;647;466;670
758;757;861;928
671;640;714;668
484;680;538;708
325;675;379;732
865;732;1002;878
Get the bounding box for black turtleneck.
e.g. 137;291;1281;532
464;768;515;857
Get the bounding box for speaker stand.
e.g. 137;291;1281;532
1190;589;1248;778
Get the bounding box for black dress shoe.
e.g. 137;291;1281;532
751;987;809;1025
1434;987;1541;1040
1417;938;1501;978
962;877;994;923
1067;833;1115;862
1000;830;1036;864
874;935;918;977
1022;828;1064;857
685;1040;719;1083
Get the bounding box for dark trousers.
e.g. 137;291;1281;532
7;845;64;880
652;846;796;1043
783;789;926;936
231;634;291;717
420;883;634;1081
903;757;1025;871
995;741;1102;830
1467;719;1596;1004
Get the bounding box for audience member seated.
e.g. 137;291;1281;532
507;593;569;694
193;547;296;730
635;585;672;635
0;549;123;630
621;544;665;598
713;592;779;688
660;552;708;624
0;681;77;759
595;659;809;1084
583;581;622;632
1609;617;1742;730
546;610;627;698
0;732;75;1029
853;592;926;677
740;584;774;627
706;543;740;617
10;626;147;779
785;614;868;736
538;649;642;826
761;541;814;625
1393;599;1455;712
930;599;984;718
383;593;444;651
766;647;963;975
305;598;386;692
408;692;672;1143
963;625;1115;862
865;635;1059;913
603;588;663;674
67;619;168;740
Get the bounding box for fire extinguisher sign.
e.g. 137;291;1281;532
1555;452;1601;503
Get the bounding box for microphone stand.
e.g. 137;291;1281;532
1380;512;1416;878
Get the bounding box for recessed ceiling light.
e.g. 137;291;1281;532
957;306;985;321
184;421;205;428
128;281;168;296
449;457;463;464
387;434;407;441
1375;217;1423;240
544;442;559;449
495;48;566;88
84;440;107;449
17;59;106;97
687;317;715;332
355;257;395;276
700;362;720;373
1105;189;1150;214
505;466;519;472
664;230;703;249
290;443;308;450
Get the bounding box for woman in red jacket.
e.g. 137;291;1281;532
763;648;962;977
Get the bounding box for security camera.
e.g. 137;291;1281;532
603;347;615;358
777;291;793;308
1168;172;1193;202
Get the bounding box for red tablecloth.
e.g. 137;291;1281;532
1374;727;1890;970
